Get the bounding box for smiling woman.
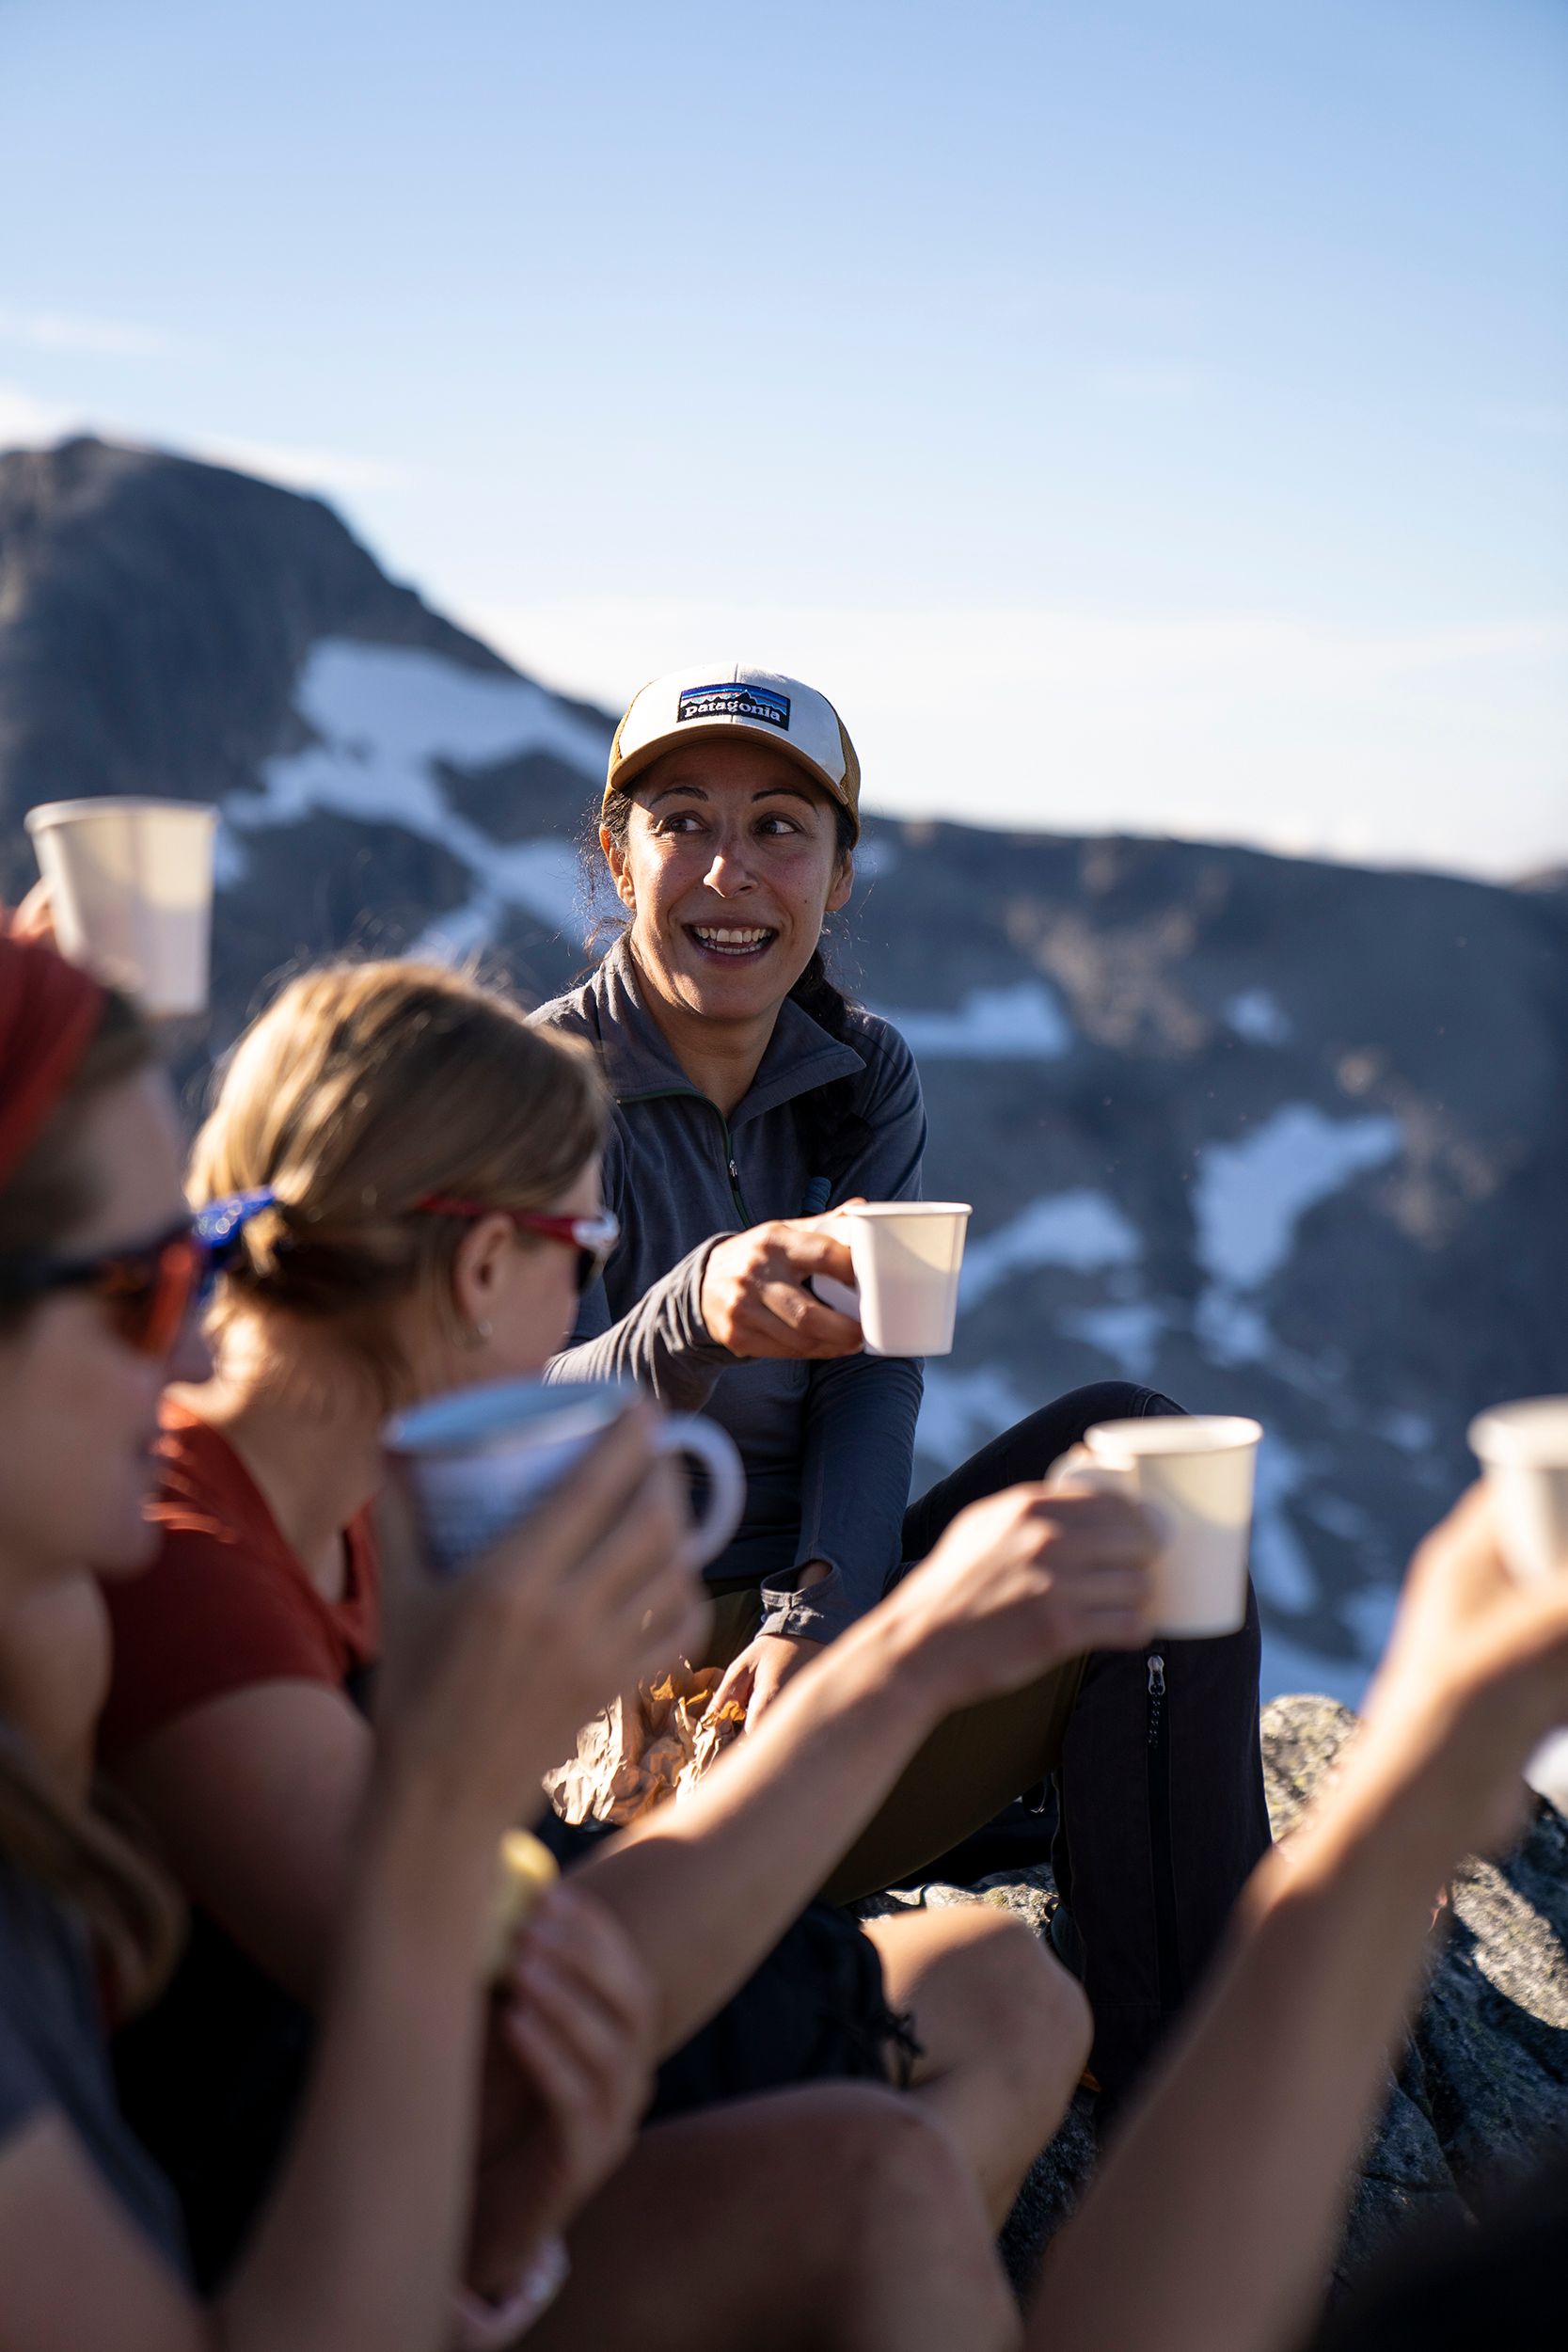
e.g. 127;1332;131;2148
535;661;1275;2102
595;674;862;1125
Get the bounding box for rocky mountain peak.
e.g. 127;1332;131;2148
2;437;1565;1710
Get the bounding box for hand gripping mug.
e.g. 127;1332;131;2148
386;1377;746;1581
811;1202;973;1357
1468;1397;1568;1586
1054;1415;1263;1638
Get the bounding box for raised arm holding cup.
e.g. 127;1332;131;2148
1034;1479;1568;2352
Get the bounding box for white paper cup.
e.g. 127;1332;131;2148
1468;1398;1568;1586
1068;1414;1263;1638
24;797;216;1017
386;1377;746;1581
814;1202;972;1357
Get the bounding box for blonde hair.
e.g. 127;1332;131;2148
190;961;608;1401
0;989;182;2012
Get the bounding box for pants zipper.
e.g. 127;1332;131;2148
1146;1650;1182;2017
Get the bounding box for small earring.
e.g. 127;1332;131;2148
466;1317;493;1348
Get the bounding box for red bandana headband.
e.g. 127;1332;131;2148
0;934;107;1197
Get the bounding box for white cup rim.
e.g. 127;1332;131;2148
1085;1414;1263;1458
839;1200;972;1219
388;1376;628;1457
1469;1397;1568;1470
25;798;218;832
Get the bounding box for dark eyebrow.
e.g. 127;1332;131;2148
646;781;710;806
752;785;818;808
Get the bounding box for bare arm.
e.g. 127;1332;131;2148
109;1682;370;2005
1035;1486;1568;2352
575;1606;942;2052
0;1411;705;2352
0;1766;510;2352
1037;1743;1461;2352
572;1484;1157;2055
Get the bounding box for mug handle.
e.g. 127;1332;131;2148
1044;1443;1134;1502
807;1271;862;1323
656;1416;746;1569
1045;1448;1176;1566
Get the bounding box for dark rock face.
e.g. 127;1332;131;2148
867;1695;1568;2296
3;437;1567;1700
0;435;513;890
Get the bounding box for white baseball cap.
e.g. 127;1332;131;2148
604;664;861;839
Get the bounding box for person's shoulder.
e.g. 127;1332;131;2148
531;958;610;1044
842;1005;921;1103
98;1392;338;1750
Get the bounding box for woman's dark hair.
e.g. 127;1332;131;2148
0;985;183;2012
592;790;870;1200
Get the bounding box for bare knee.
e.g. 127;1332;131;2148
824;2095;1022;2350
973;1913;1093;2095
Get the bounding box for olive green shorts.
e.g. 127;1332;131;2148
703;1581;1084;1907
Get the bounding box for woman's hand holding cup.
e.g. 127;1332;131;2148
376;1402;712;1838
1357;1482;1568;1859
699;1212;866;1360
888;1482;1160;1710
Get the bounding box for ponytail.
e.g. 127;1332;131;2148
786;948;871;1201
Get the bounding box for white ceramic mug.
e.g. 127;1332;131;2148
1059;1414;1263;1638
812;1202;972;1357
387;1378;746;1581
1468;1398;1568;1586
24;797;217;1017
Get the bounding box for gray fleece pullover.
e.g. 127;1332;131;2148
533;938;926;1642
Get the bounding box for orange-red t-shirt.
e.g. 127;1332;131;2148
98;1400;380;1762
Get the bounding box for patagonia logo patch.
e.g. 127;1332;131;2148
676;681;791;732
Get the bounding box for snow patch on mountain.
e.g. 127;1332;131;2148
290;640;607;782
1195;1104;1402;1291
1057;1300;1167;1379
226;640;602;941
1225;987;1292;1045
962;1191;1142;1311
1194;1290;1275;1367
879;979;1071;1059
1250;1433;1320;1613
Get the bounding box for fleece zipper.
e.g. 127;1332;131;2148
1146;1649;1183;2018
619;1088;752;1227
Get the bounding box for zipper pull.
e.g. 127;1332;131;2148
1147;1653;1165;1697
728;1158;740;1184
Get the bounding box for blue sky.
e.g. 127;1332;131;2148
2;0;1563;875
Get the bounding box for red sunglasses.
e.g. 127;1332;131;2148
0;1220;203;1359
415;1197;621;1295
0;1189;277;1361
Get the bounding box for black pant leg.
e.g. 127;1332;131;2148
903;1381;1272;2101
1056;1573;1270;2096
899;1379;1176;1559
